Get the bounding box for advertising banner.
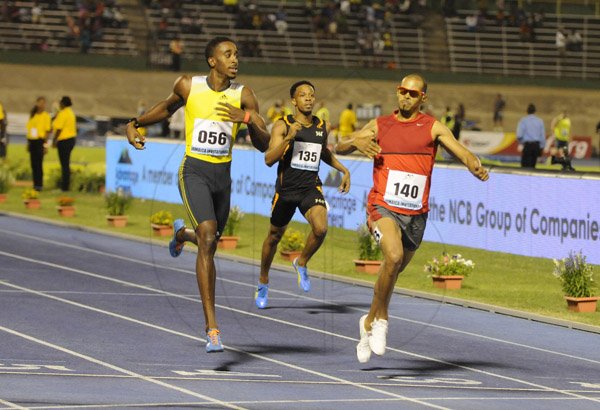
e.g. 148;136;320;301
107;137;599;263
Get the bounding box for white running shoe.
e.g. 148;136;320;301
369;318;388;356
356;315;372;363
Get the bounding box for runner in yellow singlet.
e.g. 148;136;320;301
125;37;270;353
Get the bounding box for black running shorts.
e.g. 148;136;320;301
367;204;428;251
178;156;231;236
270;186;326;227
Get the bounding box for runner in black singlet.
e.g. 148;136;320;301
254;80;350;309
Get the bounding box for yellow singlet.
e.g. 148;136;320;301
184;75;243;163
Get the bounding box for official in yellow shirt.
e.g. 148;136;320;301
27;97;52;190
337;103;357;140
0;101;7;159
52;96;77;191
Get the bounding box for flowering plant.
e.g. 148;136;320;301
223;206;244;236
280;228;305;252
552;251;596;298
357;223;381;261
56;196;75;206
150;210;173;226
22;188;39;200
424;253;474;277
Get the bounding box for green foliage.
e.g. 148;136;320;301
57;196;75;206
280;228;305;252
22;188;39;200
223;206;245;236
357;223;381;260
0;164;14;194
150;210;174;226
424;252;475;277
553;251;596;297
7;160;31;181
46;166;105;193
104;189;132;216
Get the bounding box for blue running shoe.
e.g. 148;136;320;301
255;283;269;309
293;257;310;292
205;328;224;353
169;218;186;257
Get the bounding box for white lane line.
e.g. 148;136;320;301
24;395;600;410
1;252;599;406
0;398;27;410
2;371;600;394
2;228;599;367
0;326;246;410
0;279;449;410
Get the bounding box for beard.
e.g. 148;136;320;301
399;108;412;118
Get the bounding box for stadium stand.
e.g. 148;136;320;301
446;8;600;79
143;0;426;71
0;0;138;56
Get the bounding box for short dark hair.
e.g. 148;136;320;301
60;96;72;107
290;80;315;98
205;37;235;68
527;103;536;114
347;103;353;109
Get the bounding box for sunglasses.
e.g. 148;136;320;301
397;87;424;98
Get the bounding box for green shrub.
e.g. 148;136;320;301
223;206;244;236
553;251;596;298
357;223;381;261
105;189;132;216
280;228;305;252
0;165;14;194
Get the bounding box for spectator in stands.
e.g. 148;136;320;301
170;35;184;72
0;101;6;160
275;6;288;34
442;0;457;17
516;103;545;169
224;0;239;14
52;96;77;191
31;1;42;24
493;93;505;131
65;15;80;47
567;29;583;52
158;17;169;39
465;13;478;32
337;103;357;141
26;97;52;191
556;26;567;57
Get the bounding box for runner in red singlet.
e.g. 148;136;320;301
336;74;489;363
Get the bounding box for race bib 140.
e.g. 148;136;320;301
383;170;427;210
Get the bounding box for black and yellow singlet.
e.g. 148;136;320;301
276;114;328;194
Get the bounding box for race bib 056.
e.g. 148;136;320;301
191;118;232;156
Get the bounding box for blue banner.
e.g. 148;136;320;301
107;137;600;263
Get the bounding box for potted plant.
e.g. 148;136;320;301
353;224;382;274
149;210;174;236
218;206;244;249
105;189;132;227
424;252;475;290
0;164;13;203
279;228;305;261
56;196;76;217
553;251;597;313
22;188;41;209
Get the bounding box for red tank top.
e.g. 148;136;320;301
368;111;437;215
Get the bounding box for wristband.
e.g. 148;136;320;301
128;117;141;128
242;111;251;124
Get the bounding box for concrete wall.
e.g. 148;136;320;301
1;63;598;149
